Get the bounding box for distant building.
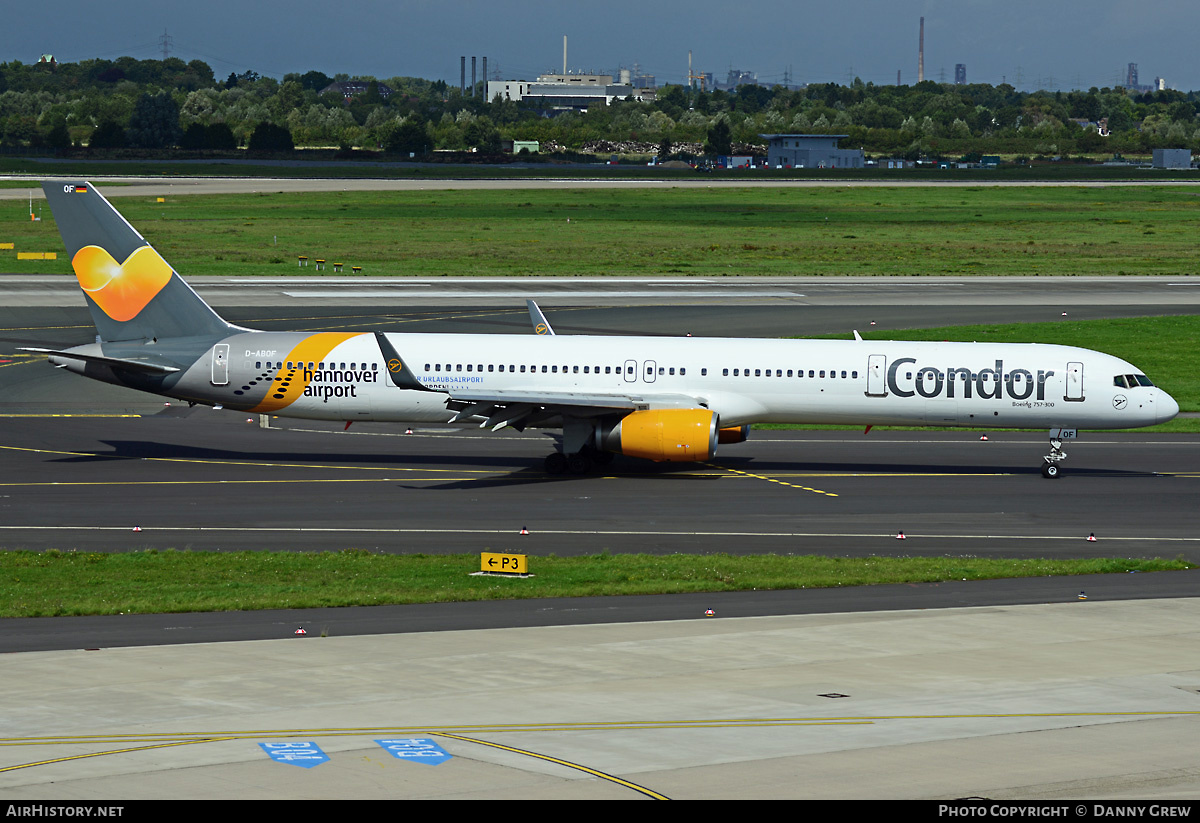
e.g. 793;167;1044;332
1152;149;1192;169
955;64;966;85
319;81;394;104
723;69;757;91
760;134;864;169
486;73;643;112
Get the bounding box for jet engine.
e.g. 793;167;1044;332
718;424;751;444
597;409;719;462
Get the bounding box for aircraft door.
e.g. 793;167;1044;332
1065;361;1084;401
623;359;637;383
643;360;657;383
211;343;229;386
866;354;887;396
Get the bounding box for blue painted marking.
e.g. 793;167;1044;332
375;738;452;765
259;741;330;768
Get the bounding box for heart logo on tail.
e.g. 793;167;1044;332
72;245;174;321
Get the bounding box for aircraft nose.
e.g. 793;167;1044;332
1157;391;1180;424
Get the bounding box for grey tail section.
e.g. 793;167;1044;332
41;181;236;343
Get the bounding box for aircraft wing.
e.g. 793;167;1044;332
18;347;182;374
445;388;702;431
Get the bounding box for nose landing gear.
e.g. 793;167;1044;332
1041;429;1073;479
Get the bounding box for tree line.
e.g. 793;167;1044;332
3;56;1200;159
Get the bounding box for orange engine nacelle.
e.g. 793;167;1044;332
718;424;750;444
598;409;719;462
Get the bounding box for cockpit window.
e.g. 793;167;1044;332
1135;374;1154;387
1114;375;1128;389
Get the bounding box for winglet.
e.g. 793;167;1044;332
853;330;863;341
375;332;437;392
527;300;555;336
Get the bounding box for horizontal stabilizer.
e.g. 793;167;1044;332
18;347;181;374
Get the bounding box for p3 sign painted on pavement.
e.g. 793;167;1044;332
375;738;453;765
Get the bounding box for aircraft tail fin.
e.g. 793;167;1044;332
41;181;235;343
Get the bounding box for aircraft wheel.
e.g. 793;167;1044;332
566;452;593;474
1041;463;1060;479
544;452;567;475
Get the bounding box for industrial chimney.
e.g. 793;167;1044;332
918;17;925;83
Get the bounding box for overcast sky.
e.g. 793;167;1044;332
7;1;1199;92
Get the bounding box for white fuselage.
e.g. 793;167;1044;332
119;331;1177;431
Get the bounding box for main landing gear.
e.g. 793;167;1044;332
544;447;615;475
1041;432;1068;479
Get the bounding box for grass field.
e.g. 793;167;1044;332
4;185;1200;278
0;550;1189;618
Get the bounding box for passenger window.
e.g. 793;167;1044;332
435;364;441;372
520;365;526;373
255;361;261;369
488;364;494;372
425;363;431;372
787;370;793;377
456;364;462;372
852;371;858;379
808;370;814;378
841;371;847;379
669;367;675;375
820;370;826;378
467;364;473;372
658;367;664;375
680;367;686;375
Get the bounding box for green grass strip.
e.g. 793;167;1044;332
0;550;1189;618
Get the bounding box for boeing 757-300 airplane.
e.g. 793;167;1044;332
23;181;1179;478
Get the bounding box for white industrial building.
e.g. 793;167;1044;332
487;73;643;112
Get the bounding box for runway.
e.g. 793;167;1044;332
0;414;1197;559
3;278;1200;799
6;173;1200;202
